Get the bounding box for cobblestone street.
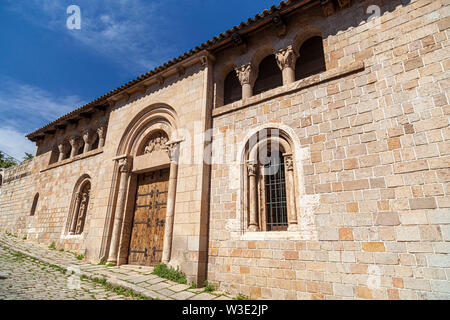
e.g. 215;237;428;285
0;246;138;300
0;234;232;300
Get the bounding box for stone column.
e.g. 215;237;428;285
162;140;181;263
284;154;298;231
82;130;94;153
69;192;81;235
275;45;298;85
247;162;259;232
107;157;131;265
97;126;106;148
58;142;69;162
69;136;81;158
235;63;257;99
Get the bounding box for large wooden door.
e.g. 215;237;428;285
128;168;169;266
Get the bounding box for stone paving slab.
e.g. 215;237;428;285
171;290;196;300
0;233;235;301
189;292;218;300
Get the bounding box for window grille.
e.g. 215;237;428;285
264;151;288;231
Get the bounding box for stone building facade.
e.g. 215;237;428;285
0;0;449;299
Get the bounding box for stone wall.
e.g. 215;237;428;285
207;0;450;299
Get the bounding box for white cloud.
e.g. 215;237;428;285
5;0;177;73
0;76;85;160
0;127;36;161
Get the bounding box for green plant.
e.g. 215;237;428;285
58;249;64;252
49;241;56;250
203;280;215;293
98;259;106;265
106;263;114;267
190;281;197;289
234;293;251;300
152;263;187;284
76;254;84;260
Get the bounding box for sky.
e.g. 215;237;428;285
0;0;278;161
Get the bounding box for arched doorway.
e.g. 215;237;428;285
127;131;171;266
106;105;182;267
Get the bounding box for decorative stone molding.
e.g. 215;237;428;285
337;0;351;9
97;126;106;148
235;63;257;86
75;190;89;234
82;129;95;153
284;154;294;171
57;142;69;155
176;66;185;77
247;162;258;176
165;140;182;163
156;75;164;86
320;0;335;17
271;12;287;38
231;33;247;53
118;157;131;174
275;46;298;71
69;136;83;158
144;133;169;155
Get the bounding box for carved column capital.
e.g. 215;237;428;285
165;140;182;163
275;46;298;71
58;142;69;153
235;63;257;87
82;130;96;144
97;126;106;138
117;157;131;173
284;154;294;171
247;162;258;176
69;136;81;148
320;0;335;17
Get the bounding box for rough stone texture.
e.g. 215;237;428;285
0;234;232;300
0;0;448;300
207;0;450;300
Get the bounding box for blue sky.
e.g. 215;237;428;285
0;0;278;160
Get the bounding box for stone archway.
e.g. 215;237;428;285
106;105;182;266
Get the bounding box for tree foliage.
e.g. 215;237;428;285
23;153;34;161
0;151;17;169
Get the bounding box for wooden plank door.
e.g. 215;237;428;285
128;168;169;266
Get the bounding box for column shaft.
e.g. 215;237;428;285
162;161;179;263
107;160;130;264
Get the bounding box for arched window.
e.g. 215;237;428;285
30;193;39;216
295;36;326;81
77;140;85;156
223;70;242;105
91;133;99;150
49;146;59;165
67;177;91;235
253;54;283;95
64;145;72;160
244;129;298;232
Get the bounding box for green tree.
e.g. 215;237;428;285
23;152;34;161
0;151;17;169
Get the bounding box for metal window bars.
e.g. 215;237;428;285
264;151;288;231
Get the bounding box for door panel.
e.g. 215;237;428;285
128;168;169;266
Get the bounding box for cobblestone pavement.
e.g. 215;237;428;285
0;234;232;300
0;246;137;300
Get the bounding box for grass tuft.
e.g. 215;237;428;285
152;263;187;284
